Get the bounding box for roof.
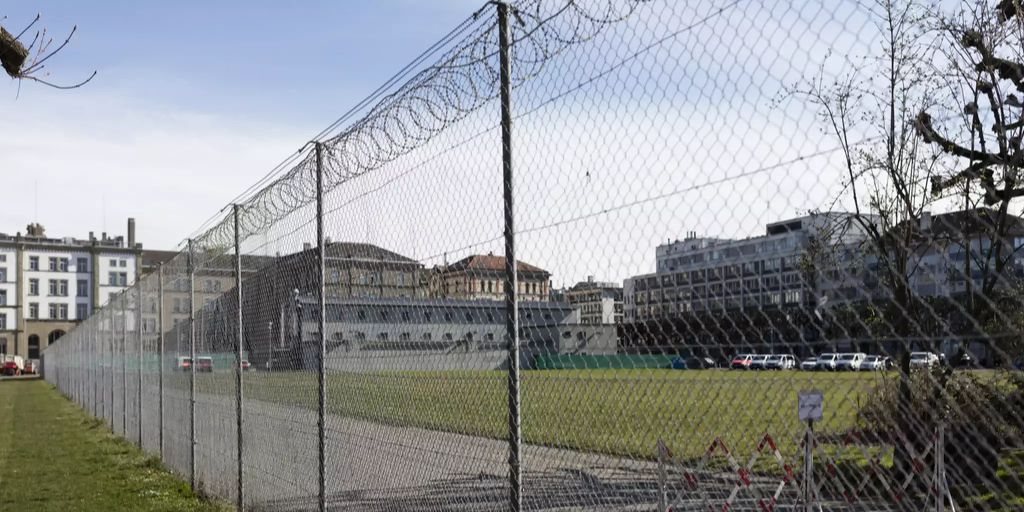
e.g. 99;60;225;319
928;208;1024;238
886;208;1024;244
323;242;419;265
141;250;179;269
274;241;423;271
443;254;549;275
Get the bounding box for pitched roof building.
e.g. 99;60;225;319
429;253;551;302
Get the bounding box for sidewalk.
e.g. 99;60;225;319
0;379;227;512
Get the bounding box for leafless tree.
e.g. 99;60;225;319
1;14;95;90
790;0;946;489
915;1;1024;352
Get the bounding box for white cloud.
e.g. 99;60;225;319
0;88;306;251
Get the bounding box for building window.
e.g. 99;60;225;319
399;333;411;342
59;304;68;320
0;290;5;306
423;332;432;341
28;279;38;296
76;304;88;319
48;303;57;319
28;303;38;319
119;273;128;286
29;256;39;271
76;279;88;297
48;257;58;271
59;258;69;272
0;268;5;282
110;259;117;266
0;314;5;330
0;254;5;262
120;259;127;267
357;310;366;320
77;257;88;272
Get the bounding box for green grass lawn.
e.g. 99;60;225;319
204;368;884;462
0;379;228;512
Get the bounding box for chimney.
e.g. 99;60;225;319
88;231;95;242
587;275;594;283
101;232;107;241
303;242;312;251
127;218;136;248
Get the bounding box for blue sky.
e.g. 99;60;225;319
0;1;482;249
2;0;916;285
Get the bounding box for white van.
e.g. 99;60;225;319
836;353;867;371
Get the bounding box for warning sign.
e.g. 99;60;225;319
798;390;823;421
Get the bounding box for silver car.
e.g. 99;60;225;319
816;353;839;371
799;357;818;371
764;354;796;370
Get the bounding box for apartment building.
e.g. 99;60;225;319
0;220;142;358
565;277;623;324
429;253;551;302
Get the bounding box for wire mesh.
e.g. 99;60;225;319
41;0;1024;510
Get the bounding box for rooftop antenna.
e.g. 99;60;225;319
101;194;106;235
33;179;38;223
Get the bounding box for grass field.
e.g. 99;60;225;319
195;369;885;462
0;379;228;512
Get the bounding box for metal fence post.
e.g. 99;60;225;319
110;305;116;430
233;204;245;511
136;286;143;448
314;142;328;512
187;238;197;490
93;325;99;419
496;3;522;511
158;263;165;458
122;294;128;436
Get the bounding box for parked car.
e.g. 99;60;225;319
196;357;214;373
952;351;975;368
238;359;252;371
836;353;867;371
910;352;940;369
23;359;39;375
683;356;718;369
764;354;796;370
2;355;24;376
749;354;771;370
816;353;839;371
175;356;192;371
860;355;889;371
730;354;754;370
799;357;818;371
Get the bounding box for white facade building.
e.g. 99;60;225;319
0;220;142;359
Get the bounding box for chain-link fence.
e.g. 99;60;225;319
43;0;1024;510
